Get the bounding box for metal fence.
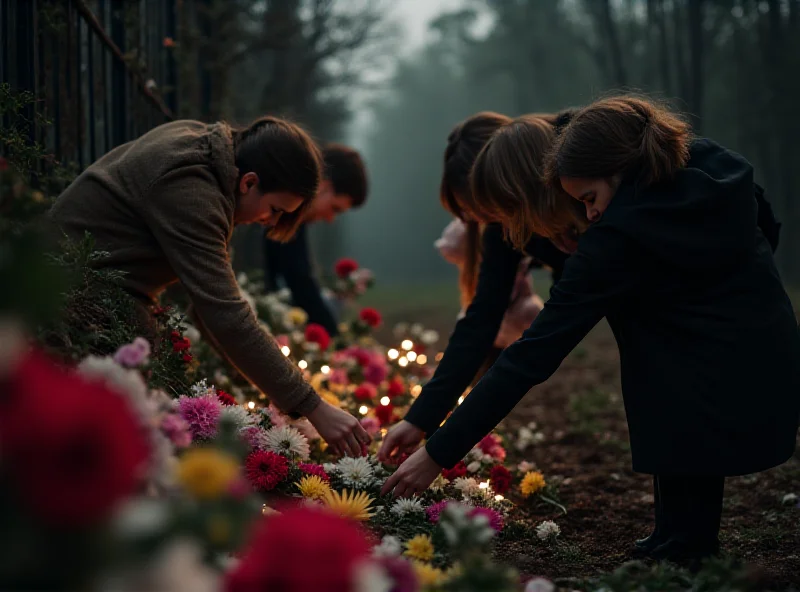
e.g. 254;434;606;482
0;0;177;171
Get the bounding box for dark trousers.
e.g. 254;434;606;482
652;474;725;547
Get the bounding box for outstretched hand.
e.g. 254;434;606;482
377;420;425;464
380;446;442;498
307;400;370;457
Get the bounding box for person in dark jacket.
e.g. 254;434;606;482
381;97;800;564
263;143;368;336
378;113;572;464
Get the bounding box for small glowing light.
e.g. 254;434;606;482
417;354;427;365
457;396;464;405
479;481;490;490
401;339;413;351
495;494;504;501
281;346;291;356
380;428;388;437
259;393;266;400
398;357;408;367
380;396;391;406
411;385;422;397
247;401;256;410
407;351;417;362
321;365;330;374
298;360;308;370
359;405;369;415
435;352;444;362
387;348;399;360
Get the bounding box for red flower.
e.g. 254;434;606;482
1;350;150;527
153;306;170;316
489;465;513;494
225;506;371;592
352;349;373;367
217;390;236;406
478;434;501;454
334;258;359;279
387;377;404;397
375;403;395;426
245;450;289;492
182;353;193;363
413;343;427;355
441;461;468;481
172;337;190;352
353;383;377;402
304;323;331;351
0;156;8;171
169;330;181;342
359;307;382;328
298;463;330;482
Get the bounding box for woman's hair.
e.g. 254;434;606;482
471;115;586;250
323;143;369;208
441;109;576;303
232;116;323;241
544;95;692;191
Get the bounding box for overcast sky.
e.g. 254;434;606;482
389;0;467;54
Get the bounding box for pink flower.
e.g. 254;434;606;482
298;463;330;482
470;506;504;532
426;500;450;523
363;362;388;386
275;335;290;348
161;413;192;448
360;416;380;436
227;477;251;500
328;368;349;385
113;337;151;367
177;394;221;440
240;425;270;450
478;434;501;453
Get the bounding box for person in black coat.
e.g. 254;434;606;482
382;96;800;564
263;143;368;336
378;112;572;463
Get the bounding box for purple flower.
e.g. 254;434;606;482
177;394;221;440
425;500;450;523
113;337;151;367
161;413;192;448
374;557;418;592
363;362;388;386
470;506;504;532
240;425;270;450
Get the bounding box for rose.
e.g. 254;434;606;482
359;308;382;328
334;258;359;279
304;324;331;351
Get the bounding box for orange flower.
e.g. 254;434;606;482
163;37;175;48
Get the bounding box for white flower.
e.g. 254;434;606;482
190;379;215;398
429;474;449;493
354;560;393;592
390;498;425;517
337;456;375;488
782;493;798;505
420;329;439;345
291;330;304;343
323;462;338;474
517;461;536;473
113;497;169;539
183;324;201;344
372;535;402;558
524;577;556;592
237;272;249;286
276;287;292;302
219;405;257;430
264;425;310;460
453;477;480;497
536;520;561;541
467;461;481;473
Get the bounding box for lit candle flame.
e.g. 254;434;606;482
247;401;255;410
417;354;427;365
401;339;413;351
407;351;417;362
398;357;408;367
387;348;399;360
281;346;291;356
380;396;390;406
298;360;308;370
359;405;369;415
321;365;330;374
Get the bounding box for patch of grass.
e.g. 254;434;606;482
552;541;585;564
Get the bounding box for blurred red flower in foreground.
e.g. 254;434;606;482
353;383;377;402
359;307;382;328
304;323;331;351
441;461;468;481
1;350;149;527
387;377;404;397
375;402;396;426
225;506;371;592
334;258;359;279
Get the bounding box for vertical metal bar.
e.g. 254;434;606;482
165;0;177;115
99;0;110;154
87;11;96;162
76;3;84;170
110;1;126;146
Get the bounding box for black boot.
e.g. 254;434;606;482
649;474;724;566
634;475;667;553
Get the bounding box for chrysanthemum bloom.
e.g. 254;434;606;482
359;307;383;328
337;456;375;488
453;477;481;497
322;489;374;522
411;561;445;587
535;520;561;541
334;257;359;278
304;323;331;351
489;465;513;494
217;389;237;406
390;497;425;517
353;383;377;402
520;471;547;498
404;534;434;562
161;413;192;448
372;535;403;558
178;394;221;440
296;475;332;501
287;307;308;326
470;506;504;532
387;377;405;397
113;337;152;367
177;448;239;500
360;416;381;436
240;426;270;451
375;403;396;427
298;462;330;482
363;362;388;386
425;500;450;523
441;461;468;481
264;425;310;460
244;450;289;492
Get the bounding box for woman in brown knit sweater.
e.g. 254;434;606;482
49;116;369;457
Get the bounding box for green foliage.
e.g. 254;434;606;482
0;83;51;173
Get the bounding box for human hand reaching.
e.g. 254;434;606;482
380;446;442;498
307;401;370;457
377;420;425;464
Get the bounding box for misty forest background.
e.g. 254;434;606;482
79;0;800;313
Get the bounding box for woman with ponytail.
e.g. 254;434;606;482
382;96;799;565
378;111;575;464
50;116;370;457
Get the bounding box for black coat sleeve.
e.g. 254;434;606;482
403;225;522;435
262;225;339;336
754;183;780;253
425;225;639;469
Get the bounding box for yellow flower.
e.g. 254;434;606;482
404;534;435;562
288;307;308;326
520;471;546;498
31;190;45;203
322;489;374;521
177;448;239;500
206;514;231;545
320;389;341;407
296;475;332;501
412;561;446;587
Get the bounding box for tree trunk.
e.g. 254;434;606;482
600;0;628;87
672;0;691;104
686;0;705;132
654;0;673;95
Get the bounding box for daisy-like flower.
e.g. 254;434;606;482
244;450;289;492
521;471;547;498
536;520;561;541
470;506;504;532
390;497;425;517
429;474;449;493
295;475;331;501
177;394;221;440
264;425;310;460
220;405;257;430
190;379;215;398
322;489;374;521
404;534;434;562
336;456;375;488
425;500;450;523
453;477;481;497
372;535;402;558
525;578;556;592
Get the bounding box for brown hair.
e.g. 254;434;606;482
545;95;692;192
232;116;323;241
323;143;369;207
471;115;586;250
